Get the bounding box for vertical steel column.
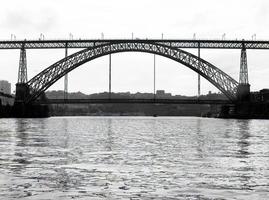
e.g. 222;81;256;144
198;43;201;97
64;45;68;99
18;45;28;83
237;43;250;101
239;45;249;85
154;54;156;99
109;54;112;99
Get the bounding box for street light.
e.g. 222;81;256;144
40;33;45;40
11;34;16;40
69;33;73;40
252;34;256;40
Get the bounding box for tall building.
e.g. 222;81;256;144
0;80;11;95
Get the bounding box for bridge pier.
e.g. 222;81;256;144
13;82;50;118
12;102;50;118
236;84;250;101
13;84;29;116
12;44;50;117
237;44;250;101
235;44;251;113
219;44;252;118
15;83;30;102
13;83;30;117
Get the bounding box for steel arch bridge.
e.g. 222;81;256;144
25;41;239;103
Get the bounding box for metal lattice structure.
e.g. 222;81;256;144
17;46;28;83
25;41;239;103
1;39;269;49
239;47;249;84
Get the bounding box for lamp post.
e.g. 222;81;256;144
69;33;73;40
11;34;16;40
40;33;45;40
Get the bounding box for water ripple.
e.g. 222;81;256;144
0;117;268;199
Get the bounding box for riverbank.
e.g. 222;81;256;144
2;101;269;119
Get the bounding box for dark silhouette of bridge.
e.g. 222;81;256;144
1;38;265;117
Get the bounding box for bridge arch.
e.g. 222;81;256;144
26;41;238;103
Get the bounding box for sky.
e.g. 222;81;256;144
1;0;269;96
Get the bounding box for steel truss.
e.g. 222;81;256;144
26;41;239;103
1;39;269;49
18;46;28;83
239;47;249;84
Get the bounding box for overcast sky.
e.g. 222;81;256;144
1;0;269;95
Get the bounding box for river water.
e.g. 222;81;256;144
0;117;268;200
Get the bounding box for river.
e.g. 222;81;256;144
0;117;268;199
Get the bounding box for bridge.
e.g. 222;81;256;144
0;38;261;117
1;39;269;49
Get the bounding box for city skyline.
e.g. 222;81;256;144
1;0;269;96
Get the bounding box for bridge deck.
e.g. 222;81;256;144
34;98;232;105
1;39;269;49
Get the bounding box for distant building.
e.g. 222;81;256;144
0;80;11;95
156;90;172;98
260;89;269;102
156;90;165;96
134;92;153;98
250;89;269;102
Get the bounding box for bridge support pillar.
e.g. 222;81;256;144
13;83;49;117
15;83;30;103
13;83;29;117
237;44;250;102
236;84;250;101
12;102;50;118
18;45;28;84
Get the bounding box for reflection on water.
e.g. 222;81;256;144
0;117;269;199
